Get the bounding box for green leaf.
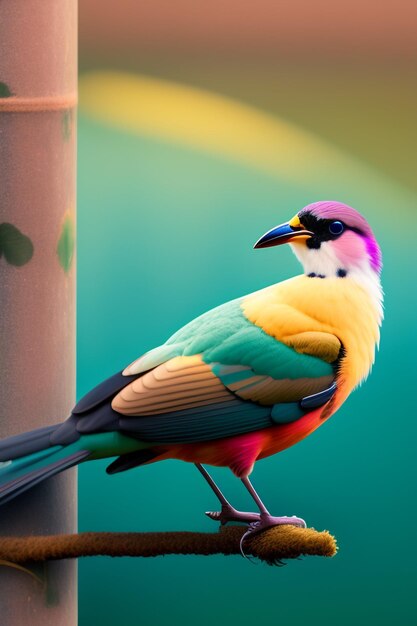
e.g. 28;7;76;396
0;223;34;266
57;215;75;272
0;82;12;98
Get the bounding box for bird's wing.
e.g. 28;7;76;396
72;343;181;415
108;298;341;443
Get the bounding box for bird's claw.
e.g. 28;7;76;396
205;504;307;560
239;514;307;560
205;504;260;526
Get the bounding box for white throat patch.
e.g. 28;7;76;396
290;241;384;325
290;240;341;278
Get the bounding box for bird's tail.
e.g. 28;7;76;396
0;425;90;506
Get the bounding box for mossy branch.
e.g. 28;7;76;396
0;525;336;567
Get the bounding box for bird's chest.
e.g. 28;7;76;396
243;276;380;393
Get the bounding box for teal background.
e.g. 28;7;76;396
77;112;417;626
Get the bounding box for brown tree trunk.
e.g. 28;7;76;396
0;0;77;623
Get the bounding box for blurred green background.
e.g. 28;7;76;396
77;3;417;625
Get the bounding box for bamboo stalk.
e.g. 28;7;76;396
0;1;77;623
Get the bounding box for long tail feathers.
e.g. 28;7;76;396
0;424;60;461
0;431;90;506
0;423;153;506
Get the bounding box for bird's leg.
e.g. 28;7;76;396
195;464;260;525
240;476;306;548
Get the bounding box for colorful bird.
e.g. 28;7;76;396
0;201;383;545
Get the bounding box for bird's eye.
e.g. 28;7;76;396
329;221;344;236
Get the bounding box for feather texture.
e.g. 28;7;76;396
242;275;381;397
105;298;338;443
113;356;233;415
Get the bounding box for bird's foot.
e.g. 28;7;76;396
239;513;307;558
205;503;261;526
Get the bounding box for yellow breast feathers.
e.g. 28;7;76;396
242;274;382;399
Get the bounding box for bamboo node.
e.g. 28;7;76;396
0;93;77;112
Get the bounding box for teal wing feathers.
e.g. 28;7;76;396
124;298;335;380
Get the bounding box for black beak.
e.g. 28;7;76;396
254;221;313;249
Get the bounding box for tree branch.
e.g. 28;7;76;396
0;525;336;566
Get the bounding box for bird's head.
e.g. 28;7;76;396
254;201;382;281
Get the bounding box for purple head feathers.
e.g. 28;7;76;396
299;201;382;273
